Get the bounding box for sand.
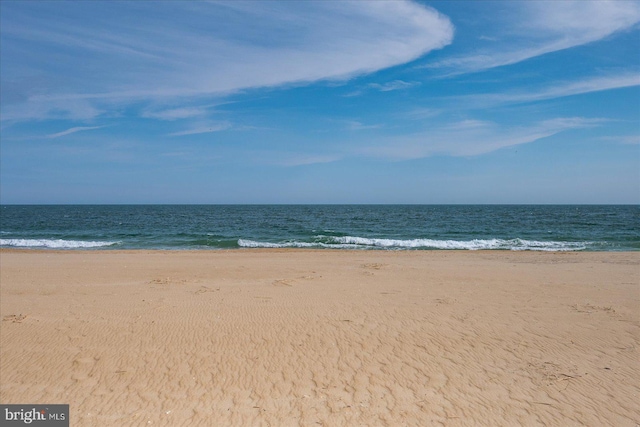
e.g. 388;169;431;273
0;249;638;426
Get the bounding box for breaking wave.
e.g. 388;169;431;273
238;236;592;251
0;239;120;249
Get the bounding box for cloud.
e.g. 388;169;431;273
601;135;640;145
619;136;640;145
1;1;453;122
427;1;640;74
1;96;103;122
46;126;105;139
359;117;603;159
400;108;441;120
168;122;231;137
342;90;364;98
345;121;382;131
502;73;640;103
142;107;210;121
457;72;640;107
368;80;421;92
343;79;421;97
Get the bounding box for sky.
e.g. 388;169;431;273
1;0;639;204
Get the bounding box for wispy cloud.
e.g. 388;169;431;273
457;72;640;107
601;135;640;145
368;80;421;92
1;97;103;122
400;107;441;120
619;135;640;145
142;107;210;121
343;80;421;97
427;1;640;74
46;126;105;139
168;122;231;137
1;1;453;122
345;121;383;131
360;117;603;159
509;73;640;103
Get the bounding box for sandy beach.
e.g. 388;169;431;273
1;249;638;426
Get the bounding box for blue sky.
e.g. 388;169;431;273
1;0;638;204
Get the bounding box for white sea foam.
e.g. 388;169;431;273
238;236;590;251
237;239;283;248
238;239;343;249
238;239;354;249
333;236;589;250
0;239;119;249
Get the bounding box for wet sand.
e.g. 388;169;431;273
1;249;638;426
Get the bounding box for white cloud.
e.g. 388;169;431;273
508;73;640;103
620;136;640;145
168;122;231;137
427;1;640;74
360;117;603;159
342;90;364;98
457;72;640;106
142;107;210;121
1;1;453;122
1;97;103;122
601;135;640;145
343;79;420;97
368;80;421;92
441;119;491;131
345;121;383;131
400;107;441;120
46;126;105;139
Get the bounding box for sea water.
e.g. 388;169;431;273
1;205;638;251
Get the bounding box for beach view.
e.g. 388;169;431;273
1;1;639;426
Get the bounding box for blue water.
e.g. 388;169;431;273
1;205;638;251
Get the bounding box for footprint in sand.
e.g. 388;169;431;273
360;263;389;276
570;303;618;317
149;277;189;286
361;263;387;270
2;314;28;323
273;279;293;287
272;274;319;287
71;355;100;385
195;286;220;294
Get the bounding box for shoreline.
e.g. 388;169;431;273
1;250;638;425
2;247;639;253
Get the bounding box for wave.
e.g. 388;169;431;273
0;236;595;251
330;236;590;251
0;239;120;249
239;236;592;251
238;239;336;249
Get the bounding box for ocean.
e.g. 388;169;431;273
1;205;638;251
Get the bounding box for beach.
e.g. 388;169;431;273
1;249;638;426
